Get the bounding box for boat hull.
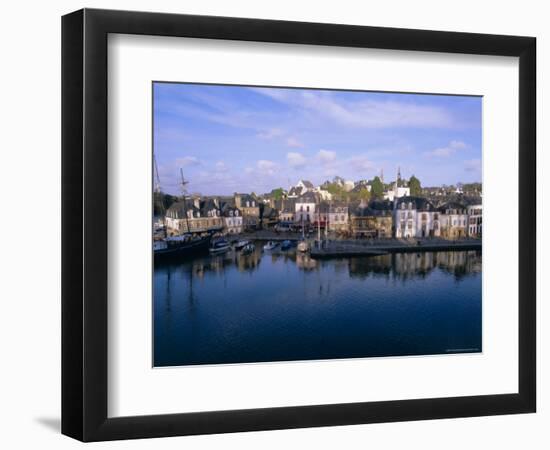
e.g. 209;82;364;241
154;236;211;263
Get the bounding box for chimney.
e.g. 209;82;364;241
234;193;241;209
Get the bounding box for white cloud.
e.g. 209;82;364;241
286;137;303;148
257;128;283;139
256;159;279;175
175;156;201;167
214;160;229;172
317;149;337;164
252;88;455;129
287;152;307;169
424;140;469;158
348;155;375;172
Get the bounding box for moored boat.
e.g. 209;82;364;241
263;241;278;251
297;240;310;253
234;239;250;250
154;234;211;262
210;239;231;254
241;243;255;255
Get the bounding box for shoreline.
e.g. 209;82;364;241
309;240;481;259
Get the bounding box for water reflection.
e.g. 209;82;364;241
156;244;481;282
154;247;482;366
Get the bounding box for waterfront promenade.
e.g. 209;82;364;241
230;230;481;259
309;238;481;259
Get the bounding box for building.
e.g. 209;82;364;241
278;207;295;224
467;204;483;237
438;202;468;238
165;197;223;235
393;196;437;238
288;180;314;198
313;186;333;201
234;193;260;230
384;186;410;202
295;192;317;225
328;204;349;232
261;205;279;228
221;203;243;234
384;167;410;201
350;200;393;238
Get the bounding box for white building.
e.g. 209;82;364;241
343;180;355;192
222;205;243;234
394;197;437;238
288;180;314;198
467;204;482;237
295;192;317;224
314;186;333;201
384;186;410;202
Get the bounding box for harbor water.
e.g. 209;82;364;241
154;245;482;366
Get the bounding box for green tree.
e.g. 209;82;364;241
370;176;384;199
270;187;284;200
409;175;422;196
325;183;346;200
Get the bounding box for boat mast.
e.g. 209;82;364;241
317;195;321;248
153;153;168;239
180;168;191;234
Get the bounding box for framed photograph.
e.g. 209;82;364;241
62;8;536;441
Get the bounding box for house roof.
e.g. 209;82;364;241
166;200;200;217
394;196;435;211
296;191;317;203
300;180;314;188
437;202;467;213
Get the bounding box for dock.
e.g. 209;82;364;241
309;239;481;259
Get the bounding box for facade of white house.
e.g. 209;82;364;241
295;192;317;224
223;207;243;234
394;197;437;238
467;204;483;237
384;186;410;202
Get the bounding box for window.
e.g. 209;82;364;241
306;205;310;212
341;215;345;222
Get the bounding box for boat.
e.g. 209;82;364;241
154;234;211;262
263;241;278;251
241;243;255;255
234;239;250;250
297;240;310;253
280;240;292;251
210;239;231;254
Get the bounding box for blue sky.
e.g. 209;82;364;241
154;82;482;196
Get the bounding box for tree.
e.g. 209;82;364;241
349;187;371;203
370;176;384;199
409;175;422;196
325;182;346;200
270;187;284;200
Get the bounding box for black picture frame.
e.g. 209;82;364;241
62;8;536;442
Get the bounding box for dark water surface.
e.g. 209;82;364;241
154;246;482;367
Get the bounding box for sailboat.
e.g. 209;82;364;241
153;163;211;262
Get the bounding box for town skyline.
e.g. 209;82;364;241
154;83;482;196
